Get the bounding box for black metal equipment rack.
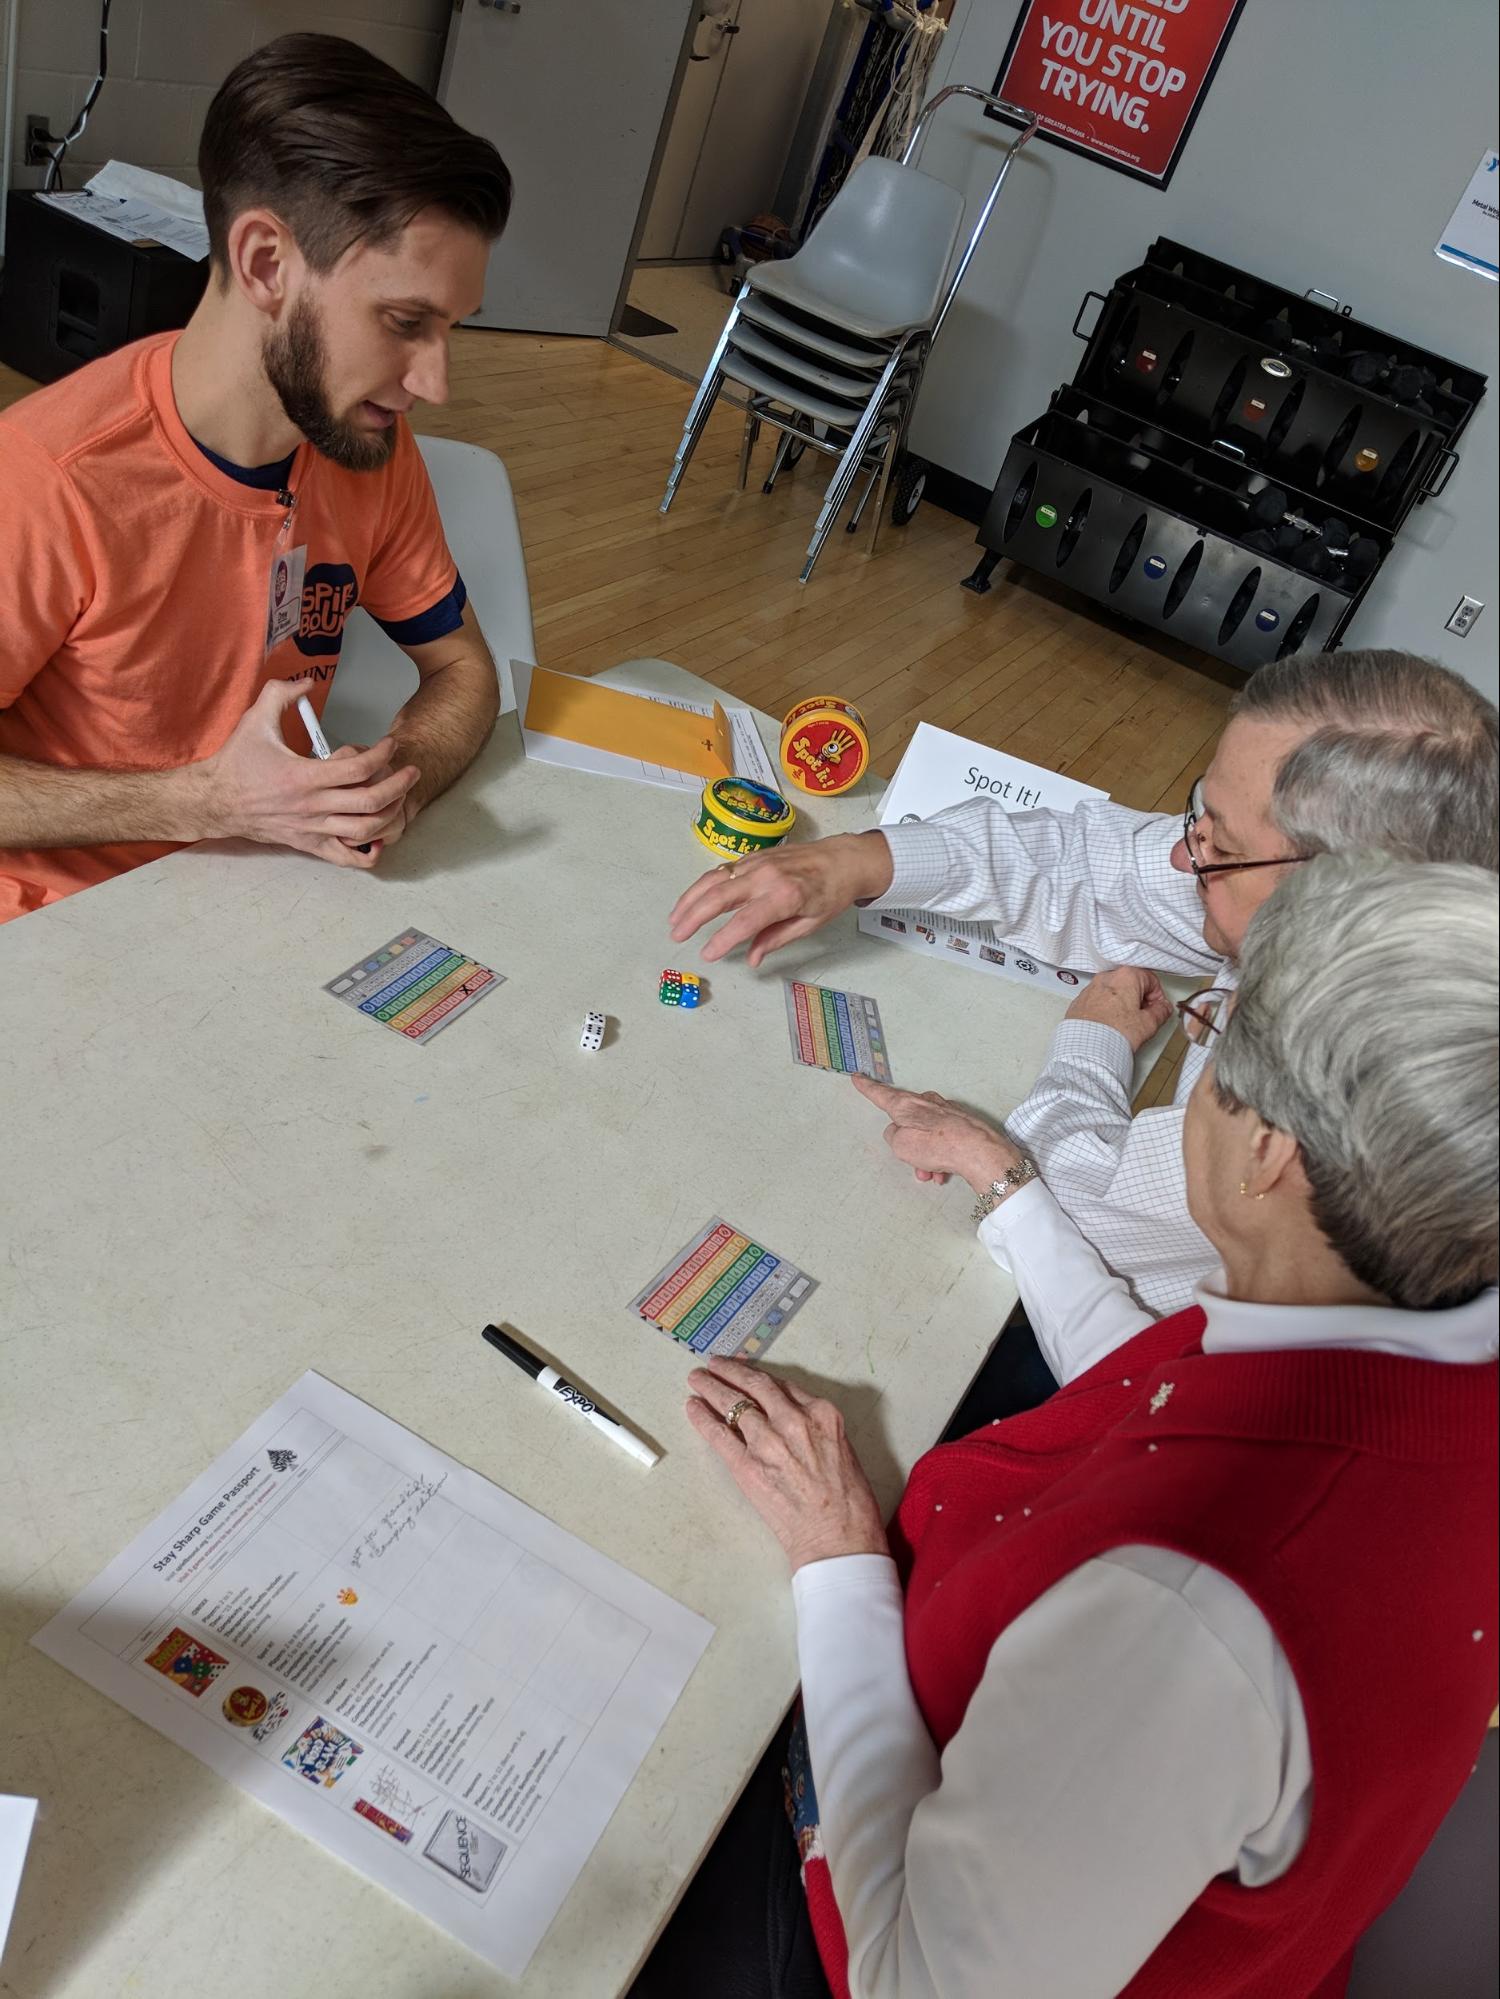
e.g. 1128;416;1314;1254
962;238;1487;673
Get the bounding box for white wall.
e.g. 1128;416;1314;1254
913;0;1499;698
8;0;449;191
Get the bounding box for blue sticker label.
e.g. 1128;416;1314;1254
1255;608;1281;631
1142;555;1168;579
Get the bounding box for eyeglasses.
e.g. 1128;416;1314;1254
1176;985;1234;1044
1182;777;1313;880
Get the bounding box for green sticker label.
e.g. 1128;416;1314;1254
1034;503;1059;528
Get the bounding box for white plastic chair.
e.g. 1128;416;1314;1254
750;155;965;340
659;86;1039;583
321;435;535;747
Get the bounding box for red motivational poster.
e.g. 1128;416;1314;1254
989;0;1247;187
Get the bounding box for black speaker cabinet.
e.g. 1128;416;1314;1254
0;191;208;387
966;235;1486;671
979;406;1359;671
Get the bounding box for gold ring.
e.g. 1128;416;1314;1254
717;862;738;878
724;1396;756;1431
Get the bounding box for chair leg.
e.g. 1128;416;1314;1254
799;451;865;583
868;375;921;558
762;429;795;496
661;375;725;514
845;461;882;534
865;441;897;558
736;413;761;491
660;289;747;515
798;350;908;582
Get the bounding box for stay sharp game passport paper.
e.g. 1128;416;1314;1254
32;1373;713;1977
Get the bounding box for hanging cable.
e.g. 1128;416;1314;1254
875;0;946;160
43;0;113;193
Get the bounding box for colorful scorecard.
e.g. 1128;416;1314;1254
324;930;504;1045
629;1218;817;1360
783;980;892;1082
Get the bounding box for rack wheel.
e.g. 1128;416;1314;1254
785;439;806;468
891;457;929;527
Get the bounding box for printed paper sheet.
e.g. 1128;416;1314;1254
32;1374;713;1977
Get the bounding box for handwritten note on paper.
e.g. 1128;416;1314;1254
32;1373;713;1978
348;1474;449;1571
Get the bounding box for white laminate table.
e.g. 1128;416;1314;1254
2;666;1088;1999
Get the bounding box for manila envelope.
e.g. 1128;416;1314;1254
523;667;732;778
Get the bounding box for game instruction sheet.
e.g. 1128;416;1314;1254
32;1373;713;1977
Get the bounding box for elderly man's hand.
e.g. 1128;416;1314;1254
1064;966;1174;1052
668;831;894;967
852;1075;1025;1192
685;1356;888;1571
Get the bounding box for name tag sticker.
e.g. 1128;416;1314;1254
265;543;307;655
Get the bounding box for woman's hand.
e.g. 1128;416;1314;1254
684;1355;888;1572
852;1074;1026;1192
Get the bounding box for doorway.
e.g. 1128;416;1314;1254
614;0;843;383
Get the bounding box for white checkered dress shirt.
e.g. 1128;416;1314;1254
872;798;1226;1323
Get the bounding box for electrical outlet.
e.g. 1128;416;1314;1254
1445;595;1484;638
25;114;55;166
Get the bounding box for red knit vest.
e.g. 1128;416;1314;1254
805;1307;1498;1999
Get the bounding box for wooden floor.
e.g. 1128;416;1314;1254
0;329;1234;818
414;330;1236;817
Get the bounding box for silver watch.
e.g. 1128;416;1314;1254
971;1157;1038;1221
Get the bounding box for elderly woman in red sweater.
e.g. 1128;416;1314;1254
679;853;1497;1999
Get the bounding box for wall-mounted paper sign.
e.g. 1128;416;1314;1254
1435;150;1499;282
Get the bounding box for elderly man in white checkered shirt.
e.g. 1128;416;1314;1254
670;649;1499;1385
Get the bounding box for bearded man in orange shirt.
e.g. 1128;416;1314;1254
0;33;512;924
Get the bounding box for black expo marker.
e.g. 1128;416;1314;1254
481;1324;659;1469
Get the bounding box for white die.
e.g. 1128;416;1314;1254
580;1010;605;1052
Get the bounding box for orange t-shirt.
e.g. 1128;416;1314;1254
0;330;458;923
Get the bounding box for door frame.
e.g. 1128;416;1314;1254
607;4;713;336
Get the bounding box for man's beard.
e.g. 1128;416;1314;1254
263;294;396;473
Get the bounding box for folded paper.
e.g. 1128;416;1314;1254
523;666;732;778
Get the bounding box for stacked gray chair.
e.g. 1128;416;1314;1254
659;86;1039;583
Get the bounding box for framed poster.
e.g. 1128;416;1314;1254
987;0;1247;188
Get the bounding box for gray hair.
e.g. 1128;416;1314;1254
1231;649;1498;871
1215;853;1498;1309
